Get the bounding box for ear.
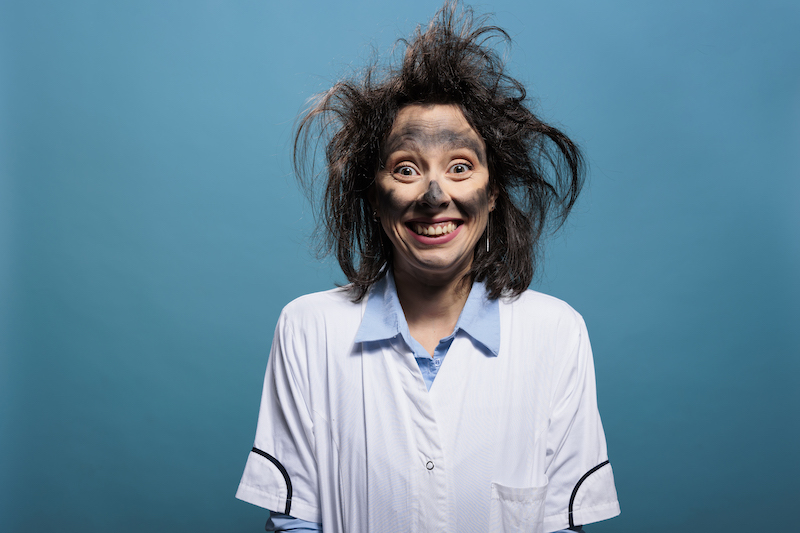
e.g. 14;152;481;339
488;181;498;212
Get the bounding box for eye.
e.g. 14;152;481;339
449;162;472;174
393;165;419;177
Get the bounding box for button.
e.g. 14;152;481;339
426;461;434;470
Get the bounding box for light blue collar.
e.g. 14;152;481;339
354;271;500;357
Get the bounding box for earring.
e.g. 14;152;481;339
372;210;379;221
486;215;490;253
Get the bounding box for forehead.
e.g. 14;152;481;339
382;104;486;162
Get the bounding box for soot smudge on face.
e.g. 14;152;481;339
376;183;491;223
376;188;402;221
421;181;446;206
381;125;487;167
456;186;491;220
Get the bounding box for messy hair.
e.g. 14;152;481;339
294;2;584;300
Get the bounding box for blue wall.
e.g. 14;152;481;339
2;1;798;531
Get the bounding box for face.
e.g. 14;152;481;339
371;104;496;285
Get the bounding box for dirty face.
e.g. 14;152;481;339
371;104;496;285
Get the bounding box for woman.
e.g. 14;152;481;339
237;4;619;532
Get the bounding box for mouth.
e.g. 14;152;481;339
408;220;460;237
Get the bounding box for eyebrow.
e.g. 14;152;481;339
382;126;487;165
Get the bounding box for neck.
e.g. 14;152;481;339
392;265;473;355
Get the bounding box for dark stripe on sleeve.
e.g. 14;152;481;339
568;460;610;528
251;447;293;515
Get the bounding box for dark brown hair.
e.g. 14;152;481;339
294;2;584;300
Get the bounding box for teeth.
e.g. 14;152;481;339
413;222;457;236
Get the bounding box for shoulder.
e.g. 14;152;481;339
501;289;586;331
282;286;360;316
499;290;594;380
277;286;364;339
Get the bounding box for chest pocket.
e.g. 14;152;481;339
489;479;548;533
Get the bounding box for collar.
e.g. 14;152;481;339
354;270;500;357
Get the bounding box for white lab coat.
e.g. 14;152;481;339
237;277;619;532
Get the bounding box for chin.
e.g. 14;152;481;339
400;254;473;281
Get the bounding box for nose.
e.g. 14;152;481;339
419;180;450;208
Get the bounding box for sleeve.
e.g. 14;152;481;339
542;314;620;532
236;310;323;523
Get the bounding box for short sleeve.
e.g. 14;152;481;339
542;314;620;532
236;311;322;523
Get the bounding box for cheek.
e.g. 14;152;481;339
376;188;410;219
458;187;491;217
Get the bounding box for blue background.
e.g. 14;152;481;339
2;1;798;531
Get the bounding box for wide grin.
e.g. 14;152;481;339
410;221;459;237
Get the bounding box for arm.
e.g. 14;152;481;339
266;512;322;532
543;314;619;531
237;310;322;523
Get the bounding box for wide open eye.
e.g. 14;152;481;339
393;165;419;177
449;162;472;174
